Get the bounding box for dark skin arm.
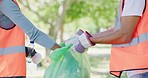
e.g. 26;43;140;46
92;28;114;37
90;16;141;44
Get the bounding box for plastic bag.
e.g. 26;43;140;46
44;42;90;78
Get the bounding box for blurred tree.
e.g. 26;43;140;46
66;0;119;33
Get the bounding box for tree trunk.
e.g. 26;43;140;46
45;0;74;57
60;24;64;42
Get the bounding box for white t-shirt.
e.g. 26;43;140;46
122;0;145;16
121;0;147;77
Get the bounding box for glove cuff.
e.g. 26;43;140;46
79;32;95;48
74;42;85;53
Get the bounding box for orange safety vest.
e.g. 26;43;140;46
0;0;26;77
110;0;148;77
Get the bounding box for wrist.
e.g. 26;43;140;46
51;43;61;50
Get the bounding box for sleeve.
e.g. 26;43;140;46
0;0;56;49
122;0;145;16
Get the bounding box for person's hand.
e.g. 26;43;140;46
78;31;95;48
32;53;42;64
65;29;95;53
65;29;84;52
65;29;84;45
25;47;42;64
74;31;95;53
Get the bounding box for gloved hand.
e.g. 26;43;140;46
32;53;42;64
65;29;84;45
74;31;95;53
78;31;95;48
65;29;95;53
65;29;84;52
25;47;42;64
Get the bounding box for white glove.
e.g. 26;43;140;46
32;53;42;64
78;31;95;48
73;31;95;53
65;29;85;52
25;47;42;64
65;29;84;45
65;29;95;53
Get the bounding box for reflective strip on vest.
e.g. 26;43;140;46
0;46;25;55
113;33;148;47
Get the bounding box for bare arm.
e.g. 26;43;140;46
90;16;140;44
92;28;114;37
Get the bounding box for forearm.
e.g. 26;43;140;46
90;29;129;44
33;31;59;49
92;28;114;37
90;16;140;44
